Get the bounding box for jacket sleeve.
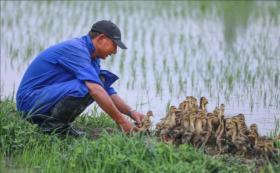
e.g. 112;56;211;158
99;70;119;95
56;44;104;87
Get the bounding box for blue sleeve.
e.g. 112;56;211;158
99;70;119;96
56;44;103;86
105;87;117;96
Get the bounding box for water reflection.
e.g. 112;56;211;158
1;1;279;135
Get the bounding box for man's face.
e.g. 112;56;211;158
94;34;117;60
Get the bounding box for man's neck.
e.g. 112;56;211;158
92;52;98;59
91;39;98;59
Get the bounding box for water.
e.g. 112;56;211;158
1;1;280;135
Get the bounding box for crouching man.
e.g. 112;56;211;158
16;20;145;137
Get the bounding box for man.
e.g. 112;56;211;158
16;20;145;137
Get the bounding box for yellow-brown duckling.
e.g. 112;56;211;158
140;111;153;133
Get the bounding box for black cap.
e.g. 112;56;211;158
91;20;127;49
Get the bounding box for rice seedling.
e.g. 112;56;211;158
1;1;280;171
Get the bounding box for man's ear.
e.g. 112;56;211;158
93;34;105;45
97;34;106;40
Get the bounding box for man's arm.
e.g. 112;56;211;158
110;94;145;126
110;94;132;115
85;81;137;133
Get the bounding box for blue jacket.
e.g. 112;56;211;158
16;34;118;115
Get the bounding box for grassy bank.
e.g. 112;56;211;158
0;98;279;173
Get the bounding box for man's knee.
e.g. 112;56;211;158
50;94;93;123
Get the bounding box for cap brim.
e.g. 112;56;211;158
113;39;127;49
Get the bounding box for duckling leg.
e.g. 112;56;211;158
216;138;228;154
194;131;209;148
236;147;246;157
196;138;204;148
191;134;200;147
146;129;151;136
182;131;193;144
263;152;270;161
201;131;212;147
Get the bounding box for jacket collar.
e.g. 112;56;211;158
83;34;95;57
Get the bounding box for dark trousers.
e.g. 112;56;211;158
28;94;93;128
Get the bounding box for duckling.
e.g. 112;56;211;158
213;106;220;118
156;106;175;129
186;96;199;113
178;114;192;144
155;117;166;136
178;100;188;111
216;121;226;153
255;136;278;160
139;111;153;134
169;109;184;143
155;121;163;132
199;97;208;114
188;112;197;133
229;121;249;156
248;123;259;147
220;104;225;116
184;96;192;107
215;104;226;137
159;106;177;142
254;136;269;159
179;114;190;130
224;119;233;139
206;112;218;130
175;109;183;126
205;113;219;145
164;106;177;128
180;112;197;144
192;110;211;147
263;138;278;160
233;114;249;137
215;105;226;153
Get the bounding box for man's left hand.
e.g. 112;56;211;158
130;111;145;128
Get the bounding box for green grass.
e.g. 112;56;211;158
1;98;279;173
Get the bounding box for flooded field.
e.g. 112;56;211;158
1;1;279;135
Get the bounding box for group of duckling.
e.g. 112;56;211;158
140;96;279;162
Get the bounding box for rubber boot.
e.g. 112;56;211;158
40;94;93;137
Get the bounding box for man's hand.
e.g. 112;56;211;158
119;119;139;133
86;82;141;134
130;111;145;128
110;94;145;127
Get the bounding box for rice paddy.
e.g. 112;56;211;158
0;1;280;171
2;1;279;134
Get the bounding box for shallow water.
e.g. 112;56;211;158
1;1;279;135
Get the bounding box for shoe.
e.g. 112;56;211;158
40;121;86;138
62;125;86;137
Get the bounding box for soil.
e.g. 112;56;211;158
88;127;116;140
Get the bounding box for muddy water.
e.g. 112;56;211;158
1;1;279;135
